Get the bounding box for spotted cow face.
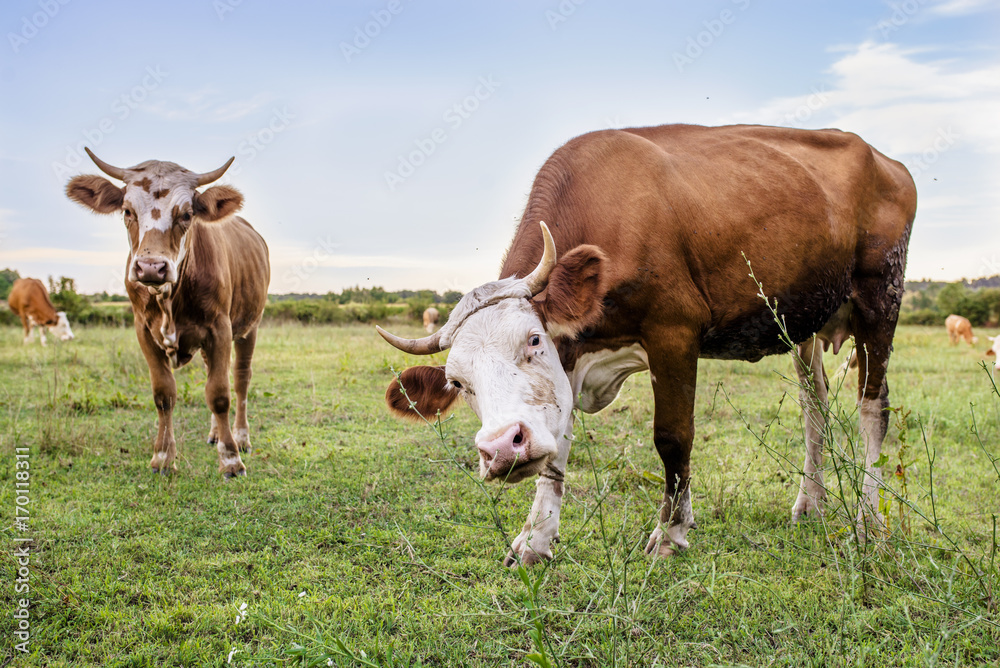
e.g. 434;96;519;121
66;148;242;291
379;222;608;484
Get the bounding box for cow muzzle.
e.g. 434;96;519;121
476;423;547;483
134;257;172;286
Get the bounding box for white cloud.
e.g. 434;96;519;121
144;89;274;123
0;247;122;266
927;0;1000;16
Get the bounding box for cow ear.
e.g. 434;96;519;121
193;185;244;222
537;244;608;337
66;175;124;214
385;366;460;421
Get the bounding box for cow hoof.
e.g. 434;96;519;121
644;526;687;558
151;467;172;476
223;470;247;480
206;436;218;445
791;493;825;524
503;549;546;568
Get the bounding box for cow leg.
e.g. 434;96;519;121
19;316;32;344
791;336;829;522
231;328;258;453
644;333;699;557
201;350;220;445
136;326;177;473
204;324;246;478
850;274;902;538
504;418;573;567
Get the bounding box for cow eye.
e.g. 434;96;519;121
182;212;192;222
124;208;132;218
529;334;541;347
451;380;462;389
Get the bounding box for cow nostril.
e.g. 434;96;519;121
512;432;523;444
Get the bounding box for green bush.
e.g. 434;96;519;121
898;309;944;326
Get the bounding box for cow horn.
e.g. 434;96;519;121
195;157;235;186
376;325;445;355
84;147;126;181
523;221;557;296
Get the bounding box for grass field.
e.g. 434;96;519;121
1;322;998;667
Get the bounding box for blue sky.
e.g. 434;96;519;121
1;0;998;294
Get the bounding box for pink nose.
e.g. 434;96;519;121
135;258;167;284
477;423;529;476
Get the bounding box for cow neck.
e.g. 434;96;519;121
148;243;192;367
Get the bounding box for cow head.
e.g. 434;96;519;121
379;222;607;484
49;312;75;341
65;148;242;293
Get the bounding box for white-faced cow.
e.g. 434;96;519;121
422;307;440;334
378;124;916;566
8;278;75;345
66;148;270;478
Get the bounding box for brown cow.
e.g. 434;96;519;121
378;124;916;565
422;307;440;333
65;148;270;478
8;278;75;345
945;314;977;345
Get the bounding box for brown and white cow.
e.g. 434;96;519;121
66;148;270;478
8;278;75;345
422;307;440;333
945;314;977;345
378;124;916;566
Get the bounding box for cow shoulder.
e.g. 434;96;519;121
537;244;608;337
385;366;460;421
66;175;124;214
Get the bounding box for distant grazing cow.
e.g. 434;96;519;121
8;278;75;345
985;336;1000;377
945;314;977;345
66;148;270;478
422;307;440;334
378;124;916;565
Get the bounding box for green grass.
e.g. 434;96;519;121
1;323;998;666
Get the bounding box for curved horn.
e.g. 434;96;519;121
84;147;126;181
523;221;557;296
376;325;445;356
195;157;235;186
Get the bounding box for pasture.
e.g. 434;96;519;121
1;322;998;666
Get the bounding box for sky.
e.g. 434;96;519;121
1;0;998;295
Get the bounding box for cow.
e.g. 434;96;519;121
65;148;270;478
945;314;977;345
985;336;1000;378
422;307;440;333
8;278;75;345
377;124;916;566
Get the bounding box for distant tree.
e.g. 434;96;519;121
443;290;462;304
0;268;20;300
48;276;88;320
